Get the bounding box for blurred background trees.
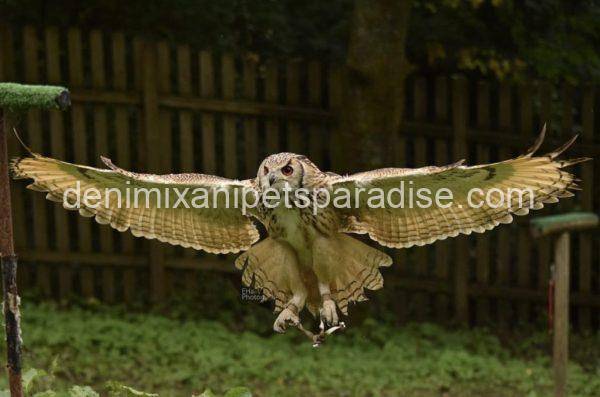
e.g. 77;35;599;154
4;0;599;168
2;0;599;83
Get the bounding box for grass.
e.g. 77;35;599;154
1;301;599;397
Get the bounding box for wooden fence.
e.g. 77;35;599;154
1;24;599;331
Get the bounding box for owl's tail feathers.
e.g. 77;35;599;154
235;238;294;313
314;234;392;315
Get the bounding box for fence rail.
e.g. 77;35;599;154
1;24;599;331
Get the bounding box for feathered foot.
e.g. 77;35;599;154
273;305;300;333
319;297;339;327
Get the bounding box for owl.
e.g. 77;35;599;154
11;128;587;335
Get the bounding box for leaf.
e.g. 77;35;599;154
33;391;57;397
49;355;61;376
117;385;158;397
197;390;216;397
22;368;47;392
0;390;11;397
105;382;158;397
69;386;100;397
224;387;252;397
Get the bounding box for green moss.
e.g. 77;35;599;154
530;212;599;236
0;83;70;111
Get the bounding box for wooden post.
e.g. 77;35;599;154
452;75;469;325
307;61;324;167
553;232;569;397
90;29;115;302
0;117;13;257
23;27;51;298
222;54;237;178
141;41;166;302
243;58;259;176
199;51;216;176
112;32;137;303
433;76;450;323
537;82;553;325
68;27;95;299
474;81;491;325
175;44;196;281
265;61;279;154
0;83;70;397
0;109;23;397
328;66;344;171
46;27;72;300
530;212;599;397
517;83;533;324
496;80;513;327
413;77;429;321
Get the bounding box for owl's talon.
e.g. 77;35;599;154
273;307;300;333
319;299;339;327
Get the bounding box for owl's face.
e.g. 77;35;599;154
258;153;305;191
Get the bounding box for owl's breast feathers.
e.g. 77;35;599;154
264;202;339;244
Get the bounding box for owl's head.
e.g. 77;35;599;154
258;152;312;191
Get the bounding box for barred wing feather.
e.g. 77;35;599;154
330;129;589;249
11;154;260;254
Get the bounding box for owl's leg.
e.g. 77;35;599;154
311;236;340;327
318;282;339;326
273;263;307;333
273;292;306;333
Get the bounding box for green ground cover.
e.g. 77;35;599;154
1;302;599;396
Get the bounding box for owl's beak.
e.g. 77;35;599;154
268;174;276;186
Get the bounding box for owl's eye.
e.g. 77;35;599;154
263;166;269;175
281;165;293;176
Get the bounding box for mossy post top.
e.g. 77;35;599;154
0;83;70;111
530;212;599;238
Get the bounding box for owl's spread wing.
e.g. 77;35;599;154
11;153;260;254
329;130;588;249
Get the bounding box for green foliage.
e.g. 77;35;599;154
1;375;248;397
0;303;598;396
105;383;158;397
0;0;352;60
223;387;252;397
410;0;600;82
22;368;47;394
67;386;99;397
2;0;598;82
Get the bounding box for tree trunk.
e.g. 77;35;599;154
341;0;412;171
